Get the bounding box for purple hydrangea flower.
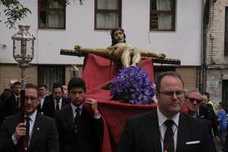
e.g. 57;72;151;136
111;66;155;104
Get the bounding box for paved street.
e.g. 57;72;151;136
215;137;224;152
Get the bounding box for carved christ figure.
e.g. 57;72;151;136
73;28;166;67
108;28;141;67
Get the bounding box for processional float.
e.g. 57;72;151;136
60;28;181;152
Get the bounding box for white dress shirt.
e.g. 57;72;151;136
54;98;63;110
39;95;47;109
71;103;83;118
157;108;180;152
70;103;101;119
12;110;38;145
28;110;37;140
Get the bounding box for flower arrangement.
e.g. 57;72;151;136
111;66;155;104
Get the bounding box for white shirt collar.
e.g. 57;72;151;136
157;108;180;152
28;110;37;122
55;98;62;107
157;108;180;128
55;97;62;103
71;103;83;116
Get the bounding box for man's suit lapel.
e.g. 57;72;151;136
29;113;42;149
63;105;74;127
176;114;189;152
152;111;162;152
62;97;69;107
145;110;162;152
50;97;55;112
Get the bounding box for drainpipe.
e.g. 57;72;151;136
201;0;210;93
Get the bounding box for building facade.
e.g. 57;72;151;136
206;0;228;106
0;0;203;92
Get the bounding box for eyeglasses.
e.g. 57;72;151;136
187;97;202;103
25;96;37;101
159;91;185;98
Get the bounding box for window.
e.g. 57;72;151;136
150;0;176;31
38;65;65;90
95;0;121;30
224;7;228;56
38;0;66;29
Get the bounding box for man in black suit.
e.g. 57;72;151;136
0;83;59;152
184;90;204;118
200;93;219;137
118;72;217;152
55;77;103;152
37;84;49;112
0;81;21;126
42;82;68;117
185;90;219;139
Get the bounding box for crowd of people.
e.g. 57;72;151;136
0;78;103;152
0;28;227;152
0;72;227;152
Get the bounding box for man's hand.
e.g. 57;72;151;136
214;135;221;144
85;98;101;118
15;122;26;140
85;98;99;113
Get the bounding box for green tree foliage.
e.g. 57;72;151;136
0;0;83;29
0;0;31;28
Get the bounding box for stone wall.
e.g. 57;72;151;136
176;67;199;90
0;64;37;93
0;64;198;98
206;0;228;104
207;0;228;64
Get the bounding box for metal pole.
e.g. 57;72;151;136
200;0;209;93
20;66;29;152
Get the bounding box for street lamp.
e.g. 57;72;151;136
12;25;35;80
11;24;35;152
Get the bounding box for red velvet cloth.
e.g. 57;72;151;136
82;54;154;94
82;54;156;152
98;101;156;152
82;54;118;92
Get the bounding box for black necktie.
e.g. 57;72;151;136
16;96;20;110
73;107;81;134
25;116;30;144
56;99;60;111
164;120;174;152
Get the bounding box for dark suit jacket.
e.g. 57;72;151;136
0;90;19;126
198;103;219;136
224;127;228;152
55;104;103;152
0;113;59;152
37;96;48;113
118;109;217;152
42;95;69;118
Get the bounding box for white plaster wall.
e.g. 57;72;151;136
0;0;202;65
